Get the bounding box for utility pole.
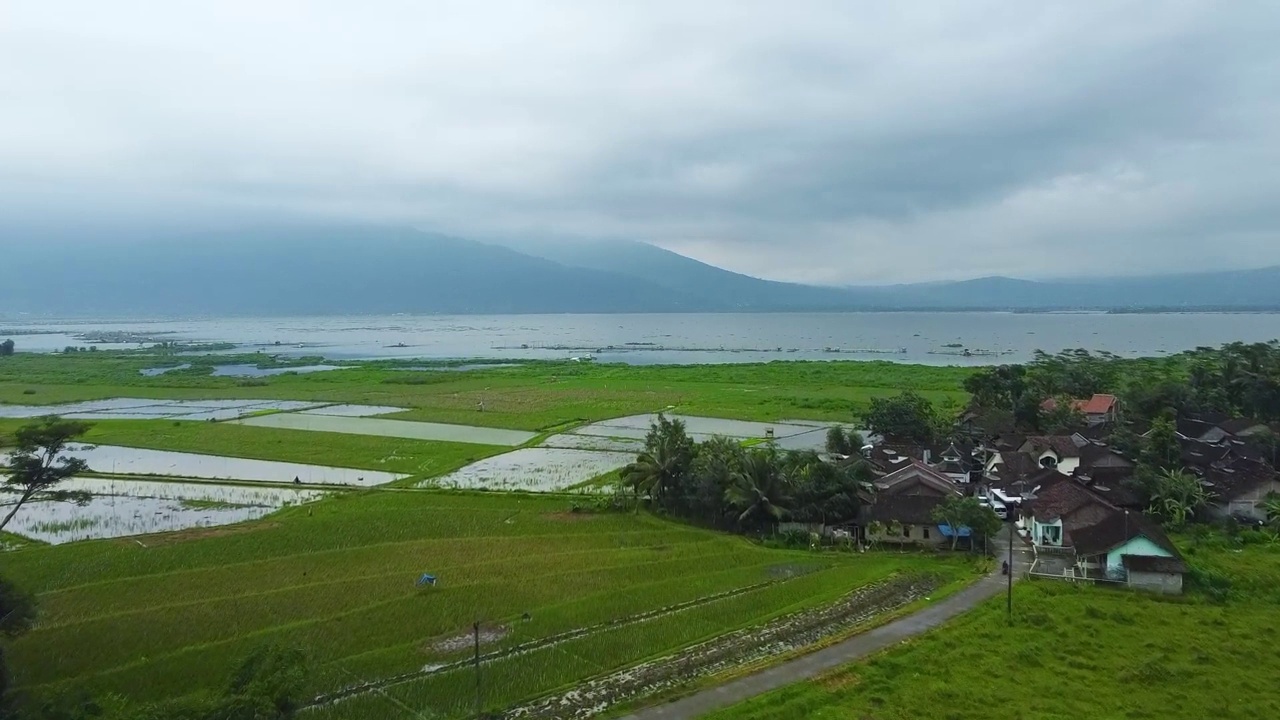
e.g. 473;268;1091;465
474;620;482;719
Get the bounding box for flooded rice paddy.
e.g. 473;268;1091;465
538;433;647;453
7;444;405;486
418;448;631;492
233;413;535;446
298;404;406;417
568;414;835;451
0;398;324;421
1;477;325;544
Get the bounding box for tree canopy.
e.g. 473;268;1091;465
0;416;93;533
862;391;943;445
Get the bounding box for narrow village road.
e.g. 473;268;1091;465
618;531;1033;720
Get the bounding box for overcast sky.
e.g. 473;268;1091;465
3;1;1279;284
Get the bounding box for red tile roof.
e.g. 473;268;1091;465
1041;394;1117;416
1080;394;1118;415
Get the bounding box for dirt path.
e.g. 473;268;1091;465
618;534;1031;720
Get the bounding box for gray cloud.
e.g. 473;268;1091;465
3;1;1279;283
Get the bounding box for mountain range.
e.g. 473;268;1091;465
3;223;1280;315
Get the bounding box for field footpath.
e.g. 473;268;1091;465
619;537;1030;720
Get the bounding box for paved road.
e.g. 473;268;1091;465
620;532;1033;720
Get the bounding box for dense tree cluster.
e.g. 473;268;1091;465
621;416;875;532
965;342;1280;528
0;340;14;357
967;342;1280;430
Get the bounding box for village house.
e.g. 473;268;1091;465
1040;394;1120;427
861;461;963;549
864;441;981;484
1202;457;1280;522
1025;475;1187;594
1019;436;1083;473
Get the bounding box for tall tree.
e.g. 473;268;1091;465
929;496;1000;551
622;414;694;509
1040;396;1086;434
724;449;792;531
1140;414;1182;472
0;417;92;533
0;340;13;357
862;391;942;445
683;436;743;524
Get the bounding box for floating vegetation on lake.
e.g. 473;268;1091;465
418;448;632;492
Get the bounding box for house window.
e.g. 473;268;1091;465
922;527;930;540
902;525;911;538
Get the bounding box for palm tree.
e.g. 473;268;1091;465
725;450;792;531
620;439;686;509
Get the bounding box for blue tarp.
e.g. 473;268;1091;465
937;524;971;538
416;573;438;587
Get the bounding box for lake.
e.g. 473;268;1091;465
4;312;1280;365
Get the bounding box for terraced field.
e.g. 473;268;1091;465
2;491;969;717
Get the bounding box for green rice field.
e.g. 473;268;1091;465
1;492;969;716
705;541;1280;720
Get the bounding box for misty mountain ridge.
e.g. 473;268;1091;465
3;223;1280;315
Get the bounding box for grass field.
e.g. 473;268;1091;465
1;491;971;717
704;541;1280;720
0;351;973;431
0;350;980;716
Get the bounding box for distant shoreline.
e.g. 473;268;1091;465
4;307;1280;323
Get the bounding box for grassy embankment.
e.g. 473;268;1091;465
2;492;975;717
704;539;1280;720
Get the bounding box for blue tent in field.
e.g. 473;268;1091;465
416;573;438;587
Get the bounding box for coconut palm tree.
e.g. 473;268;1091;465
725;450;792;531
620;439;686;509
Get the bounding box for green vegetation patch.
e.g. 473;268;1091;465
1;491;962;714
704;542;1280;720
0;351;973;430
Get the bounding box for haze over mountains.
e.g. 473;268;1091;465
4;224;1280;316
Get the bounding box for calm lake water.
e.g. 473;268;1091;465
4;313;1280;366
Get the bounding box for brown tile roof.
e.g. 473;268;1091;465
1203;458;1278;500
1122;554;1189;575
1078;442;1133;469
1023;436;1082;458
866;495;948;526
1029;474;1113;522
1072;512;1180;558
993;451;1041;480
875;461;963;495
1070;467;1145;508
